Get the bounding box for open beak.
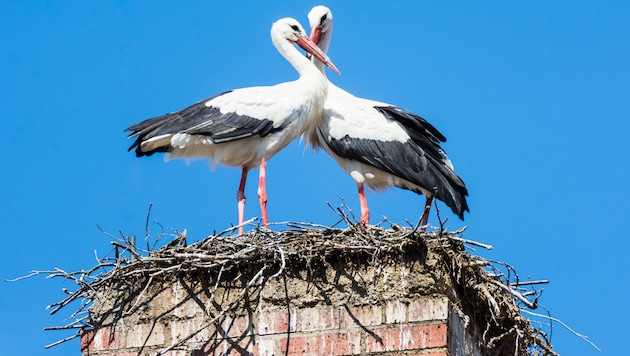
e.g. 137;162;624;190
296;35;340;75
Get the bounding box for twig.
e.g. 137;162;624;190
448;234;493;250
510;280;549;287
216;217;258;237
45;333;80;349
521;309;601;352
111;241;141;260
6;270;42;282
145;202;153;248
125;275;154;315
270;247;285;278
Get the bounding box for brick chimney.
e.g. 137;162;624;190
76;227;551;356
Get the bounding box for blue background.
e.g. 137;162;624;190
2;1;628;355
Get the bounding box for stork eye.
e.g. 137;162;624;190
290;24;300;32
320;13;328;23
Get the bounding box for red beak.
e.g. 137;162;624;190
310;26;323;46
295;35;340;75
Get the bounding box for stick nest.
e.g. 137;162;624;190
16;212;559;355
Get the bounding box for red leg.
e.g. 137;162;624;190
358;183;370;224
237;167;248;235
257;158;269;229
419;195;433;231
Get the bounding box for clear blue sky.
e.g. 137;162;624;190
2;1;628;355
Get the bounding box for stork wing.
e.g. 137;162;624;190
322;105;468;218
126;90;288;156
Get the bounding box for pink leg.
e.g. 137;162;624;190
257;158;269;229
419;195;433;231
237;167;248;235
358;183;370;224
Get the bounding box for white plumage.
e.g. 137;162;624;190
307;6;468;227
127;17;339;234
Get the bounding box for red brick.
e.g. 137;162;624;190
80;329;94;351
100;328;119;350
298;306;340;332
365;323;448;352
281;332;361;356
257;308;297;335
81;327;119;351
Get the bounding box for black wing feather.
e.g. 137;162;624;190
324;105;469;219
126;90;285;156
374;106;446;143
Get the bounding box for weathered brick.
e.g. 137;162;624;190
82;327;118;351
365;323;448;352
384;300;408;324
346;331;363;355
257;308;297;335
205;338;256;355
253;337;277;356
80;329;94;351
282;332;361;356
406;352;448;356
124;323;166;348
157;351;191;356
221;314;253;337
100;328;119;350
170;318;215;344
298;306;340;332
408;297;448;322
341;304;383;328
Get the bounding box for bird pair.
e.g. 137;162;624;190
126;6;469;235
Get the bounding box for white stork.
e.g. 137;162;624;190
306;6;468;228
126;17;340;234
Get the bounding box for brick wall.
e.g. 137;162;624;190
81;295;482;355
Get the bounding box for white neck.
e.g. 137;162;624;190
272;34;322;80
270;27;328;143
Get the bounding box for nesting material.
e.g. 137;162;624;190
26;215;555;355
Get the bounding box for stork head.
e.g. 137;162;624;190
272;17;339;75
308;5;333;46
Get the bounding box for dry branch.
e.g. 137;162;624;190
9;205;573;355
